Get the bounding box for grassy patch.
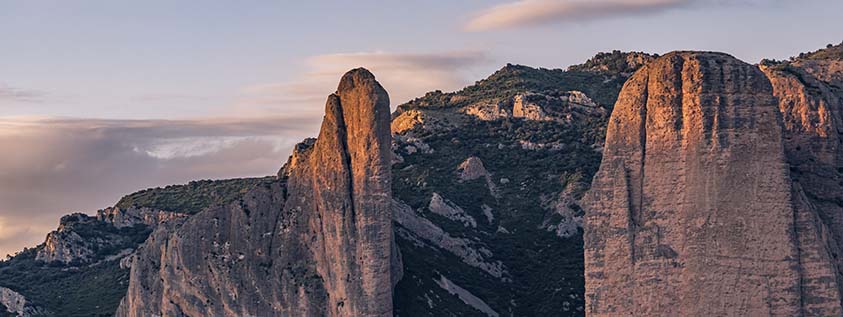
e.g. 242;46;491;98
115;176;275;214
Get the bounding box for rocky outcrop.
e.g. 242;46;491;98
428;193;477;228
460;91;606;125
0;287;45;316
277;138;316;178
433;275;499;317
540;176;586;238
456;156;489;181
512;91;604;123
97;206;187;228
393;199;506;279
36;208;185;264
117;68;398;317
456;157;499;198
584;52;819;316
36;214;93;264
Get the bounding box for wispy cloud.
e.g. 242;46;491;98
465;0;689;32
0;115;320;257
236;51;491;113
0;84;46;103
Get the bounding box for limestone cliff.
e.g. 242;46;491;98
117;68;397;317
583;50;843;316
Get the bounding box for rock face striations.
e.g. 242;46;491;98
116;68;397;317
761;49;843;316
584;51;843;316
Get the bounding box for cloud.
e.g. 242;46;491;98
0;115;320;257
465;0;689;31
0;84;46;103
236;51;491;113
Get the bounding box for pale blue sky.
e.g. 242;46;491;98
2;0;841;119
0;0;841;257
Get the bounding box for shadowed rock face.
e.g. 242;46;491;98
583;52;829;316
116;68;397;317
763;59;843;316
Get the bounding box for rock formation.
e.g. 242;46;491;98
0;287;45;316
762;56;843;315
36;208;185;264
117;68;398;317
97;206;188;228
583;51;843;316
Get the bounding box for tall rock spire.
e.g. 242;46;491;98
285;68;395;316
117;68;397;317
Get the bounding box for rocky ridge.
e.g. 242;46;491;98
0;287;44;317
36;208;186;264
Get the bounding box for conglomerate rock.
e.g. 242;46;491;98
117;68;398;317
763;58;843;316
583;51;843;316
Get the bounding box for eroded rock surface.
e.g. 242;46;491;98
584;51;843;316
36;208;184;264
117;68;397;317
762;55;843;315
0;287;45;316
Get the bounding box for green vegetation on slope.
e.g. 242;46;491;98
398;61;632;113
115;176;276;214
0;176;277;316
797;42;843;61
0;222;149;317
568;50;656;74
390;56;638;315
393;118;599;316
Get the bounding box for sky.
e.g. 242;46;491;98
0;0;841;257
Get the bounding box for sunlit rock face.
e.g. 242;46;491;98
583;51;843;316
117;68;398;317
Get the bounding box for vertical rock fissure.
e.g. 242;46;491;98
334;97;357;223
632;72;651;267
793;183;807;315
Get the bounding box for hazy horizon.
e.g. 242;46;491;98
1;0;841;258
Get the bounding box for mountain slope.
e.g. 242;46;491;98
0;179;269;316
390;53;652;316
0;52;652;317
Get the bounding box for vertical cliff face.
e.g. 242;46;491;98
117;68;397;317
762;58;843;315
284;69;396;316
583;52;809;316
